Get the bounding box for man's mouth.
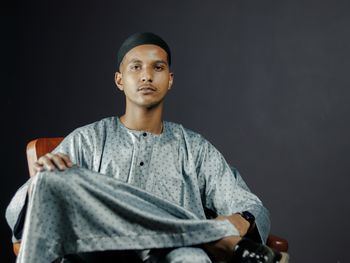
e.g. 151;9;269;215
138;85;156;92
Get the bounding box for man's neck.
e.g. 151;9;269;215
119;107;163;135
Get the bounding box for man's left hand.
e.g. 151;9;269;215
215;213;250;237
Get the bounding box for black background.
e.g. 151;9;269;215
2;0;350;262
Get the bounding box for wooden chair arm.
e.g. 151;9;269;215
266;234;289;252
13;242;21;256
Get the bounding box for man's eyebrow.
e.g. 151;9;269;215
154;60;168;65
128;59;143;64
127;59;168;66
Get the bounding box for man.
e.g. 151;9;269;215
6;32;285;263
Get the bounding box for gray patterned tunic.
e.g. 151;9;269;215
6;116;270;262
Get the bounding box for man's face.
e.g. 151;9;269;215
115;44;174;109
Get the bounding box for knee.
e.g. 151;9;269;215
30;169;74;195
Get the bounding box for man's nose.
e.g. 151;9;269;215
141;67;153;82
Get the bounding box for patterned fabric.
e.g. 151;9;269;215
6;116;270;262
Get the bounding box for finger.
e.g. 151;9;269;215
50;154;70;170
39;155;56;171
56;152;74;167
33;162;45;173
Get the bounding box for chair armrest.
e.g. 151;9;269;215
267;234;289;252
13;242;20;256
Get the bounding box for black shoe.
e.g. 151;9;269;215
232;238;283;263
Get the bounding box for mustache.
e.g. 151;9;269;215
138;84;156;91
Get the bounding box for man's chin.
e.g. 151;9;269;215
137;100;163;110
126;97;165;110
138;98;165;109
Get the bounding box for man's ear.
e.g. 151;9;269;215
168;72;174;90
115;72;124;91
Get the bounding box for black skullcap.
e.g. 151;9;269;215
117;32;171;71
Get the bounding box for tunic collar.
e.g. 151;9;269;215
116;116;166;138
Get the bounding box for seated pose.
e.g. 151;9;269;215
6;32;285;263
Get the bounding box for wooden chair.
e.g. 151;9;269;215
13;138;289;256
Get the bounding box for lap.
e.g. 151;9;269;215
57;247;211;263
59;250;142;263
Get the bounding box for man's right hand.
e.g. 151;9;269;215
33;153;74;175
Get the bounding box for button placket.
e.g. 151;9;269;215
139;132;147;167
137;132;152;189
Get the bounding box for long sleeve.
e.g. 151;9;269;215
51;129;93;169
51;122;108;172
197;139;271;243
5;178;33;242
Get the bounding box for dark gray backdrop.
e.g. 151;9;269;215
2;0;350;262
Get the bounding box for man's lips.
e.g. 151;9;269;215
138;85;156;92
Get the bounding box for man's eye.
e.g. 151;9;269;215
131;65;141;70
155;65;164;71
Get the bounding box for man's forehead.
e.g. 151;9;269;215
123;45;168;64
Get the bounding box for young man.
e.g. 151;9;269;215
6;32;285;263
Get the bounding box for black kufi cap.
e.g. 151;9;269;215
117;32;171;70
